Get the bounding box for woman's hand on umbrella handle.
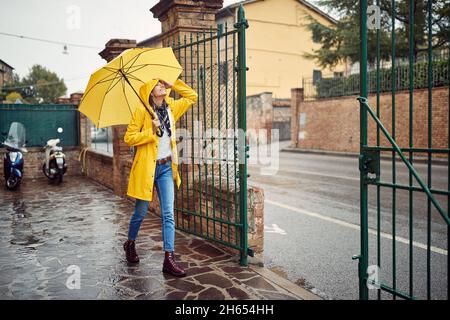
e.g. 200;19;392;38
152;119;161;133
152;119;163;136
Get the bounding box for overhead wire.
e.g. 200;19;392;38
0;31;101;50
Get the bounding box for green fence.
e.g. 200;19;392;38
303;55;448;100
356;0;450;300
0;104;79;147
165;6;250;265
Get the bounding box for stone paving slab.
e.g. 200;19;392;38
0;176;319;300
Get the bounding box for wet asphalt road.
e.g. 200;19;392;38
248;143;448;300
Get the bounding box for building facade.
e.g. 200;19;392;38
0;59;14;90
139;0;346;99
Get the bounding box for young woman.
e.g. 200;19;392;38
123;77;197;277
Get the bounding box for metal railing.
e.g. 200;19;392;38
303;51;448;101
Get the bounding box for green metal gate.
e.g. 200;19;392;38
0;104;80;147
356;0;449;299
166;6;250;265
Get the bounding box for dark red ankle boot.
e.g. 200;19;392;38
123;240;139;263
163;251;186;277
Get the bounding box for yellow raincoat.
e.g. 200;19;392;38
124;79;198;201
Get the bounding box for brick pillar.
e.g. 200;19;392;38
79;114;90;148
151;0;223;45
247;186;264;264
70;92;90;148
99;39;137;197
98;39;137;62
291;88;304;148
150;0;223;106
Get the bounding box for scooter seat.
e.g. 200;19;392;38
46;139;60;148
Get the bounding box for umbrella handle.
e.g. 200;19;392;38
155;127;163;137
145;106;163;137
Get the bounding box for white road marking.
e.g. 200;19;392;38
249;166;359;182
264;223;287;235
265;199;448;256
286;169;359;181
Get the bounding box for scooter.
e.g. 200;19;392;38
2;122;28;190
42;127;67;184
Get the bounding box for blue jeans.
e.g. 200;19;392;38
127;160;175;252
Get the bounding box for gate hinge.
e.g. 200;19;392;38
234;65;249;72
359;149;380;183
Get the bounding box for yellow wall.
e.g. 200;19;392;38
146;0;345;99
238;0;345;98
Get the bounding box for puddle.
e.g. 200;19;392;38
10;235;41;246
269;265;330;299
66;217;85;222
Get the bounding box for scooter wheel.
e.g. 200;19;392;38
6;176;19;190
42;164;56;180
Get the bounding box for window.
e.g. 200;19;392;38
313;70;322;85
88;119;113;154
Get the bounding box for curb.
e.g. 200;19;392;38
250;266;322;300
282;147;448;166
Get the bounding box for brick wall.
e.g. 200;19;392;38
1;147;82;180
247;92;273;144
291;87;449;154
80;149;114;190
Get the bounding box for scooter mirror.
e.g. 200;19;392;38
57;127;64;133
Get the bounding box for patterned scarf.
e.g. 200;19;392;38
154;100;172;137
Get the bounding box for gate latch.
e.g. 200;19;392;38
359;149;380;183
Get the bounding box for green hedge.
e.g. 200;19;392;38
315;59;449;99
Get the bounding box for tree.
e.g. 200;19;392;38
2;65;67;103
304;0;449;68
21;65;67;103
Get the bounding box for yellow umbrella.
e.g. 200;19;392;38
78;47;183;128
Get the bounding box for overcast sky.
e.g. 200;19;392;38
0;0;246;95
0;0;327;96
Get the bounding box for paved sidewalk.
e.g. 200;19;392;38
0;176;319;300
